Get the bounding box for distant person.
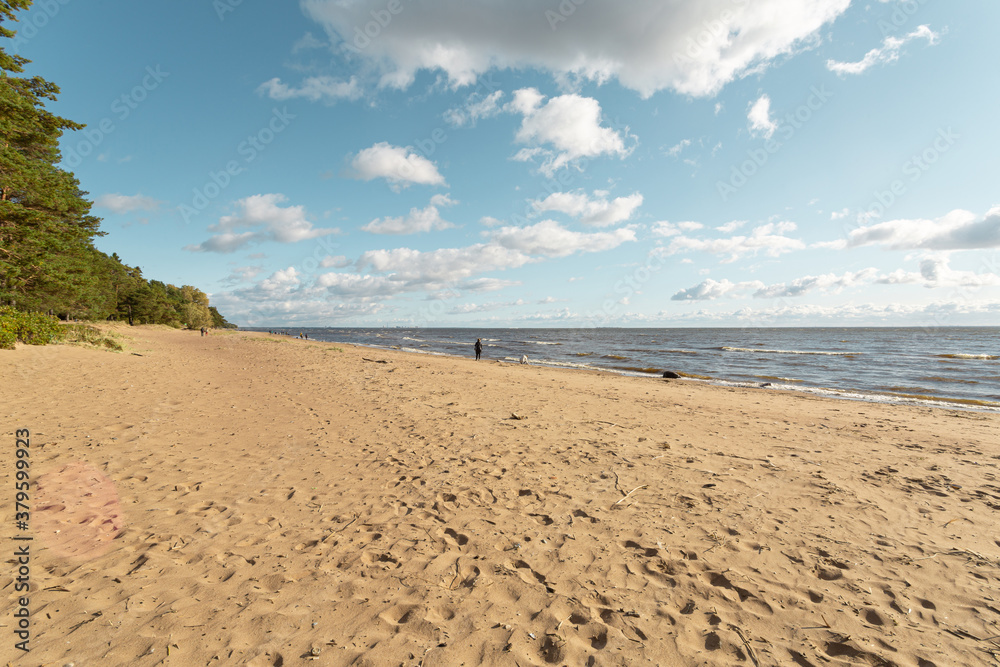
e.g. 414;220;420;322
474;338;483;361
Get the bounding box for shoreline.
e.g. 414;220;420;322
289;330;1000;414
3;324;999;666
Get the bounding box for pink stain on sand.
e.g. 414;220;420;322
34;461;125;560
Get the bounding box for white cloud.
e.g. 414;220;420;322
361;202;456;235
292;32;326;53
444;90;504;127
342;220;634;295
184;194;338;253
257;76;361;102
491;219;636;257
530;190;643;226
840;207;1000;251
672;278;765;301
320;255;352;268
348;142;446;190
659;221;805;262
508;89;633;175
94;193;162;214
303;0;850;97
753;268;880;298
358;244;533;284
652;221;703;237
666;139;691;157
716;220;747;233
827;25;940;76
747;94;777;139
876;256;1000;288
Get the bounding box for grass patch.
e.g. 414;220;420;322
59;324;124;351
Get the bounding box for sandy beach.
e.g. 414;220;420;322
2;325;999;666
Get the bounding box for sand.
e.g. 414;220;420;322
2;325;999;666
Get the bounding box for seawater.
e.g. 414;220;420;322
247;327;1000;411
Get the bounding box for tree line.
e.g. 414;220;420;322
0;0;234;330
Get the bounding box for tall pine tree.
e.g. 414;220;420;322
0;0;107;317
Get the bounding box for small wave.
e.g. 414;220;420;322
756;375;803;383
575;352;594;357
721;346;857;356
917;376;980;385
936;353;999;360
614;366;663;375
879;385;938;395
602;355;628;360
677;371;712;380
664;349;699;355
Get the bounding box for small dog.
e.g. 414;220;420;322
520;355;529;364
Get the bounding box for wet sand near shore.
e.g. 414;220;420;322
2;325;999;666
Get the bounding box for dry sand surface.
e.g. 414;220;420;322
2;325;1000;667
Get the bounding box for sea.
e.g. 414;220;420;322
245;327;1000;412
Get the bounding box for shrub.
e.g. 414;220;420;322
0;307;65;349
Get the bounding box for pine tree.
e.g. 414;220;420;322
0;0;105;316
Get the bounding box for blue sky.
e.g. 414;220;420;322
12;0;1000;327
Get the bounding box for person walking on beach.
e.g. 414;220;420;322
474;338;483;361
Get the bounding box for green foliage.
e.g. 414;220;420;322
0;305;63;348
0;2;236;332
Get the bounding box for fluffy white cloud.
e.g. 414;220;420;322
303;0;850;97
827;25;939;76
672;278;765;301
320;255;352;268
658;221;805;262
358;244;533;284
361;202;455;235
258;76;361;102
716;220;747;233
338;219;634;296
348;142;446;189
877;256;1000;288
530;190;643;226
184;194;338;253
508;89;633;175
747;94;777;139
840;207;1000;251
652;221;704;237
94;193;162;214
491;219;636;256
753;268;880;298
